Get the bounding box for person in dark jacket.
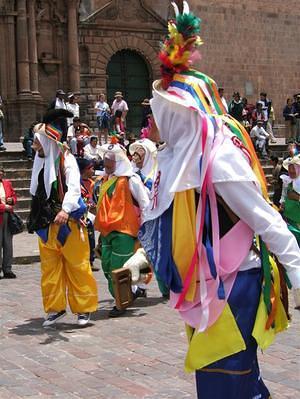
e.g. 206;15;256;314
228;92;244;122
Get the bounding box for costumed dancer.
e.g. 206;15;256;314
125;3;300;398
28;109;98;327
129;138;169;298
77;158;99;272
94;143;149;317
280;153;300;246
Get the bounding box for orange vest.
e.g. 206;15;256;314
94;176;140;238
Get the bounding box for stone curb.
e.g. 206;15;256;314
13;255;40;265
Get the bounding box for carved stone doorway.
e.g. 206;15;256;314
106;49;152;135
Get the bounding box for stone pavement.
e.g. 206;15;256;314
0;262;299;399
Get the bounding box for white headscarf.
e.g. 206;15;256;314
100;143;133;177
30;130;61;199
129;138;157;178
142;81;257;223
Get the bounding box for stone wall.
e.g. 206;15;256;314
149;0;300;121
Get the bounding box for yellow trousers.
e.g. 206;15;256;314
39;221;98;314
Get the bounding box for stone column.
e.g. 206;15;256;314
27;0;40;95
16;0;31;95
67;0;80;93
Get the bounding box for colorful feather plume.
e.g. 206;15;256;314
159;1;203;89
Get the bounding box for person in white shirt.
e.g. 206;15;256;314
94;93;110;144
218;87;228;112
84;136;102;169
111;91;129;128
66;94;80;127
28;109;98;328
250;120;270;157
49;89;68;142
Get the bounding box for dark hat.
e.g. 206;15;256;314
38;109;74;141
77;158;94;173
141;98;150;106
56;89;66;96
43;109;73;124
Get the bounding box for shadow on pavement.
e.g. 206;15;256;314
92;308;147;321
8;317;97;344
130;296;168;308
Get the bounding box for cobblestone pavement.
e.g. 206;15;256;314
0;262;299;399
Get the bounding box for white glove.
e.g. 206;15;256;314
293;288;300;310
123;248;150;284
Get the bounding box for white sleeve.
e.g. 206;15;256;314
67;126;74;138
128;174;150;214
62;152;81;214
214;180;300;289
83;145;93;160
123;101;129;112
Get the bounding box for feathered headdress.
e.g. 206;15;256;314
159;1;203;89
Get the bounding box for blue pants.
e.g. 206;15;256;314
195;269;270;399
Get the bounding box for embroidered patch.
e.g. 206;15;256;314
231;136;251;163
150;171;161;210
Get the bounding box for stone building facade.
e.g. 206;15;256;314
0;0;299;140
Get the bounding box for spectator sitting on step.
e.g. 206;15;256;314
84;136;103;170
67;117;81;144
23;122;36;160
250;120;270;158
0;167;17;279
114;110;125;135
252;102;266;127
70;123;91;157
241;109;251;134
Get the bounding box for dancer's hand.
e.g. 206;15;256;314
123;248;150;284
54;210;69;225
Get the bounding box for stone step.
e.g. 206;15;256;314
14;197;31;210
15;187;31;197
1;159;33;169
5;169;32;180
9;178;31;189
16;209;30;221
0;151;27;160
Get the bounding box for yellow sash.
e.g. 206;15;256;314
96;176;118;210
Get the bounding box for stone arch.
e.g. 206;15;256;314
93;36;160;79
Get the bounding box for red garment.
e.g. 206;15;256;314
0;179;17;224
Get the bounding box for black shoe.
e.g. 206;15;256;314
0;146;6;151
3;271;16;279
108;306;126;318
43;310;67;327
162;292;170;300
132;287;147;300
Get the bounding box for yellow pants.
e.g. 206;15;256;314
39;221;98;314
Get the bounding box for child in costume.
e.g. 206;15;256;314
94;143;149;317
28;109;98;327
124;3;300;398
280;153;300;245
77;158;99;272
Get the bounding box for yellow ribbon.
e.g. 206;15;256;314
96;176;118;210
